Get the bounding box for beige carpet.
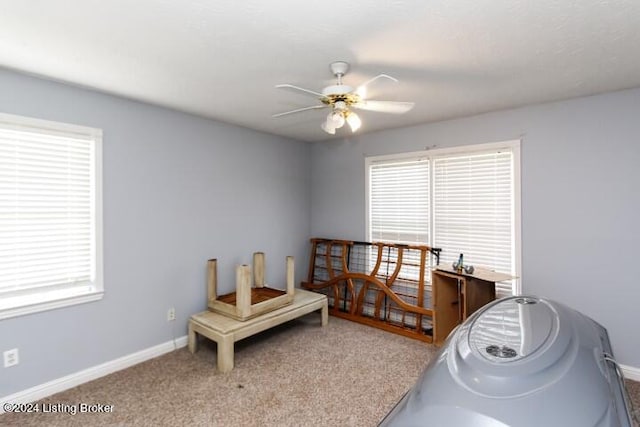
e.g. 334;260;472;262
1;315;639;427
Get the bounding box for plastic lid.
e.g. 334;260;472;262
469;297;555;363
449;296;576;397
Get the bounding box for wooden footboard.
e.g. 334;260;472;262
302;238;441;343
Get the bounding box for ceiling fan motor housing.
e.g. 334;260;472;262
322;84;353;97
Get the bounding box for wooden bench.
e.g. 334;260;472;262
188;289;328;372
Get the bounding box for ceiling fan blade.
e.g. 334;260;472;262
353;100;415;114
275;84;327;99
355;74;398;98
272;105;327;118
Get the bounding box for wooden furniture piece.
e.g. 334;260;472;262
302;238;441;343
189;288;328;373
208;252;295;321
432;267;515;345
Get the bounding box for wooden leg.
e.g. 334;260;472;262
217;335;234;373
321;302;328;326
188;322;198;354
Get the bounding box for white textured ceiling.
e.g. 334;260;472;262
1;0;640;142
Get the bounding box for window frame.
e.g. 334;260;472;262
365;140;521;295
0;112;104;320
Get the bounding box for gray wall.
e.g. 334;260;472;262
0;69;311;396
311;88;640;367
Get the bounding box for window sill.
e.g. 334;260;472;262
0;287;104;320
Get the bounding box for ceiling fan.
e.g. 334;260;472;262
273;61;415;135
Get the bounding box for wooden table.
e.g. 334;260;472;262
432;267;515;345
188;289;328;372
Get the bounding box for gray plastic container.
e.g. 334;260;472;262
380;296;633;427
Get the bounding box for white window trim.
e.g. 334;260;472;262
365;139;522;295
0;113;104;320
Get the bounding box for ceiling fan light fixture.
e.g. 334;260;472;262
334;100;347;111
321;120;336;135
331;112;346;129
346;112;362;132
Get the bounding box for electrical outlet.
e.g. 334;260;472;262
167;308;176;321
3;348;19;368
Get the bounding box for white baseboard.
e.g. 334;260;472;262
0;335;188;413
621;364;640;382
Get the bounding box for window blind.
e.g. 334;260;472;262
433;151;515;295
369;159;430;245
367;145;518;296
0;120;97;299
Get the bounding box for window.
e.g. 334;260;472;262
366;141;520;295
0;113;103;319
